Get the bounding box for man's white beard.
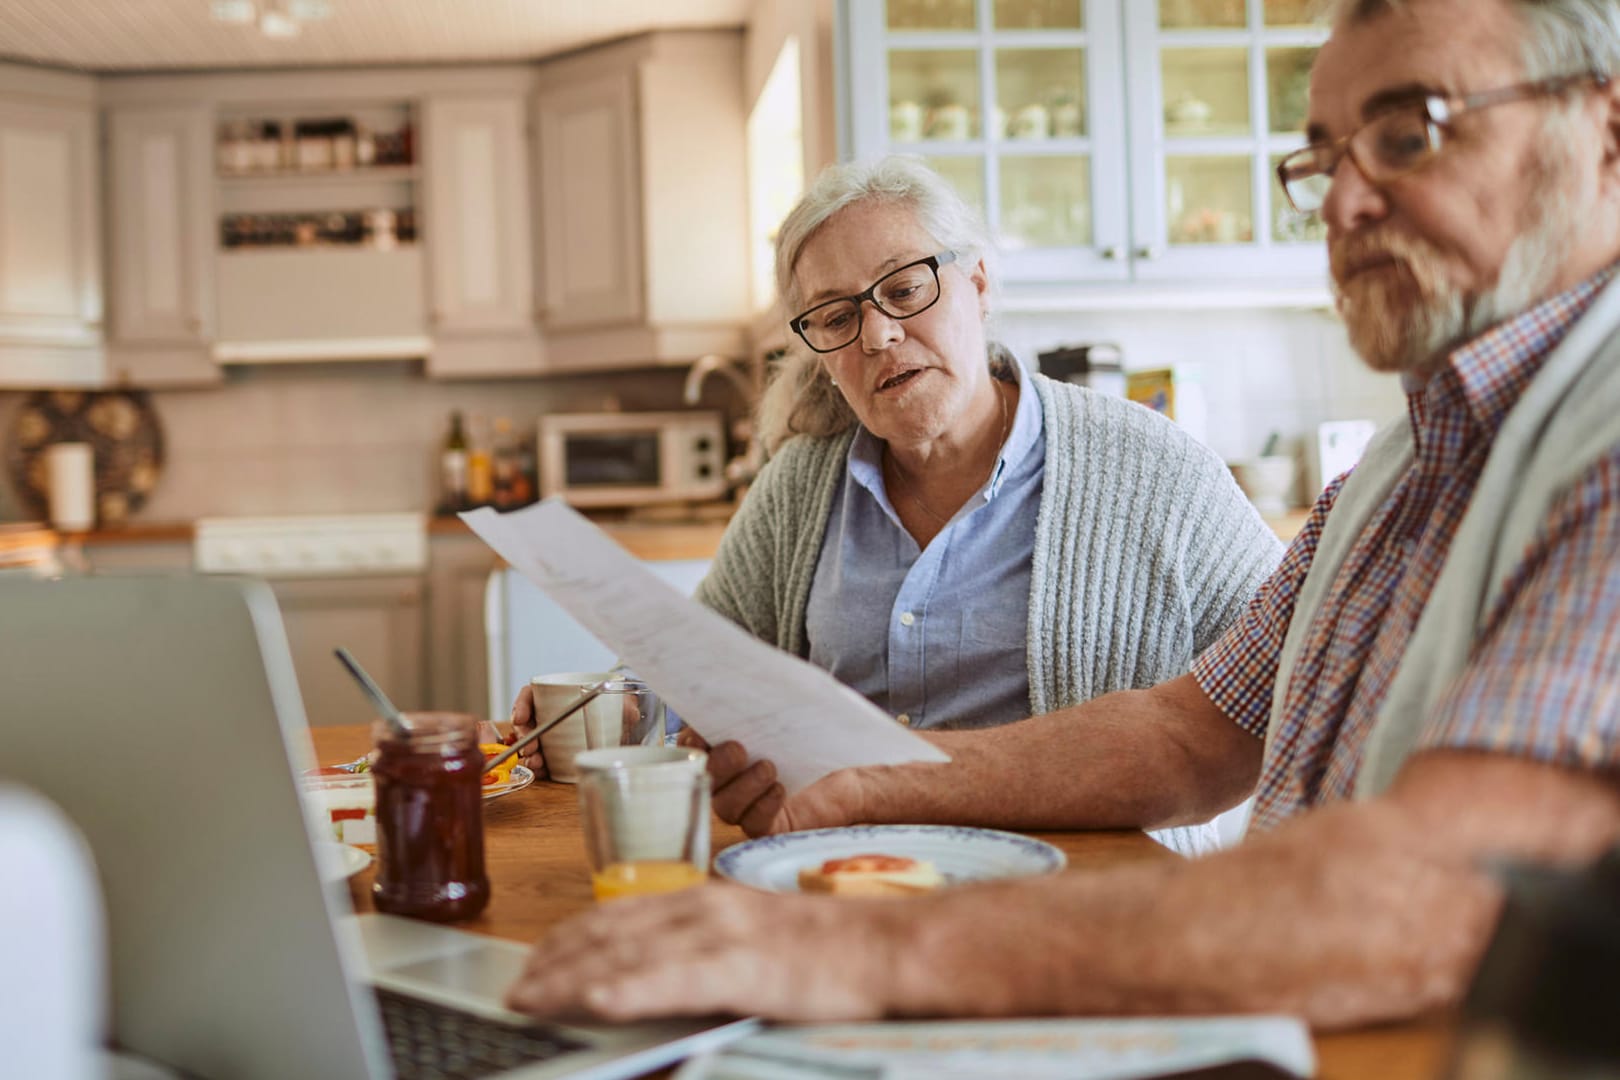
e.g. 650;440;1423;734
1332;148;1583;376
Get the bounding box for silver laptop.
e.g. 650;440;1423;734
0;574;754;1079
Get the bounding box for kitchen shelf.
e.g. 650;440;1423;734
217;165;419;186
218;242;419;256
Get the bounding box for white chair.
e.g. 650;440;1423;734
0;784;107;1080
483;559;712;724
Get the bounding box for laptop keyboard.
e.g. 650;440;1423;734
376;986;589;1079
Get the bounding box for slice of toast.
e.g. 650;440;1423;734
796;853;944;896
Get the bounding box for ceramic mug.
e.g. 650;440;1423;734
531;672;665;783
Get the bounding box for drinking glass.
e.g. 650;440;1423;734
576;747;709;901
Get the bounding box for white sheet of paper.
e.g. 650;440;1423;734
674;1016;1315;1080
461;500;950;793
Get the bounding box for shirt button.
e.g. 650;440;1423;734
899;612;916;627
896;713;911;726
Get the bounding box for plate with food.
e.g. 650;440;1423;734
304;752;534;807
714;824;1066;895
479;744;535;800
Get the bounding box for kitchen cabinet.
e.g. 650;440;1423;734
533;32;751;370
421;93;544;377
425;530;498;719
209;98;428;365
273;574;427;727
101;67;540;376
105;106;221;386
841;0;1328;300
0;65;103;388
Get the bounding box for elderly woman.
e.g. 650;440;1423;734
516;156;1281;853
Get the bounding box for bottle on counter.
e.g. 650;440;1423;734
465;414;494;509
355;122;376;167
514;433;537;508
491;417;520;510
440;410;469;513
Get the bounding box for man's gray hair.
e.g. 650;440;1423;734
1323;0;1620;80
756;156;999;453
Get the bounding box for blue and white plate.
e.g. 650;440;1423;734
483;764;534;801
714;825;1066;893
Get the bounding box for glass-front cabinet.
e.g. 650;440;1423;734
842;0;1329;292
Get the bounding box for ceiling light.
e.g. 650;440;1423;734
211;0;257;24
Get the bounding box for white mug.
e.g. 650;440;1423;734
531;673;664;783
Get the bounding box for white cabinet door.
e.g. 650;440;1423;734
841;0;1329;294
533;71;643;331
107;107;214;344
423;95;535;335
0;98;101;347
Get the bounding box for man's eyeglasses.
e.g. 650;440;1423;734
1276;71;1609;215
790;251;958;353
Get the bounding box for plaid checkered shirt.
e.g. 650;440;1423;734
1193;269;1620;830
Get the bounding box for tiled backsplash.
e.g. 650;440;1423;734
0;363;695;523
0;309;1399;525
997;305;1405;468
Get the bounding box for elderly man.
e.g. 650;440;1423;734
505;0;1620;1030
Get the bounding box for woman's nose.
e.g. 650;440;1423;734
859;300;904;352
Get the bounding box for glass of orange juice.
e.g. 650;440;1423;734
576;746;709;901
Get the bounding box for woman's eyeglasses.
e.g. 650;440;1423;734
790;251;957;353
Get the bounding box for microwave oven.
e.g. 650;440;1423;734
537;411;728;508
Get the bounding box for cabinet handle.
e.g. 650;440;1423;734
1135;246;1163;260
1099;246;1122;261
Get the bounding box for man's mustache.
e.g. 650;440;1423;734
1330;232;1442;290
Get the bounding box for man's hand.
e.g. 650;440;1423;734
705;740;868;836
504;885;905;1023
508;684;548;778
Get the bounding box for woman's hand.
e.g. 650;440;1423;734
508;684;549;778
504;885;909;1023
705;740;869;837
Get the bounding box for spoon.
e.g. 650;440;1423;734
333;647;410;738
483;680;611;775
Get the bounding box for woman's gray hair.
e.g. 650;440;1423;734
1321;0;1620;81
757;155;998;453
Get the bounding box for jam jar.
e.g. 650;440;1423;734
371;712;490;922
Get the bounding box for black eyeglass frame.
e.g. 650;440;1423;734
789;250;959;354
1275;70;1610;214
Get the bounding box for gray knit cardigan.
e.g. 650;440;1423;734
695;371;1284;718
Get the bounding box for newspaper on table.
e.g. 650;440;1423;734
460;500;949;794
670;1016;1316;1080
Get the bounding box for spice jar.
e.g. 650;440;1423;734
370;712;490;922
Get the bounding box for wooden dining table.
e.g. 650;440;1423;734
312;725;1453;1080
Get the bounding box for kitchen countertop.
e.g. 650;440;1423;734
27;505;1311;551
